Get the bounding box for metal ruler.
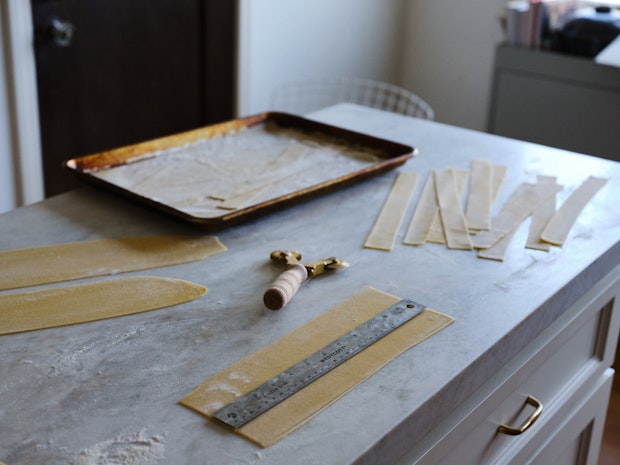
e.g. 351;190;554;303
212;298;426;429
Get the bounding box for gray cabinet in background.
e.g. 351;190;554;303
488;44;620;162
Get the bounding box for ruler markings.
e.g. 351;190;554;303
212;298;426;429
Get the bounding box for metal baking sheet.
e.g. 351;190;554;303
65;112;416;230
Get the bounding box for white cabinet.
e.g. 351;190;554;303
523;370;612;465
488;45;620;162
396;265;620;465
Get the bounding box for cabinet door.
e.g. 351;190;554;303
396;266;620;465
519;370;613;465
490;72;620;161
488;46;620;163
31;0;235;197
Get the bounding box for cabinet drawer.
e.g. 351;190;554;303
401;265;620;465
514;369;613;465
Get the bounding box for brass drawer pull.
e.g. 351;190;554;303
497;395;543;436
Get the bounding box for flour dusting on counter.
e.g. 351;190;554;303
49;329;140;376
70;429;165;465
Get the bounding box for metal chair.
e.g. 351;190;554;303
270;77;434;120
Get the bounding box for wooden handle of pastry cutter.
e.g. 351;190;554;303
263;264;308;310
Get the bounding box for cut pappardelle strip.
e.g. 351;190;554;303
433;169;473;250
541;176;608;246
365;171;419;251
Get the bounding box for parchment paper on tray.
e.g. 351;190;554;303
65;113;415;230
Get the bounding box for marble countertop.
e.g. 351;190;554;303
1;104;620;465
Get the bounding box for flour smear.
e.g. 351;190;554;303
71;429;165;465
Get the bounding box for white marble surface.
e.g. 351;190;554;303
1;104;620;465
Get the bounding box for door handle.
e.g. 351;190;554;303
497;395;543;436
47;18;76;47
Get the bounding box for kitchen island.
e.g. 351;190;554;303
1;103;619;464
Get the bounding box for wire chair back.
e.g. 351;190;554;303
270;77;434;120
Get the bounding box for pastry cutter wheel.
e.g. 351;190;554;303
263;250;349;310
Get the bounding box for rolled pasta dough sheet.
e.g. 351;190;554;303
180;287;454;447
0;235;226;290
0;276;206;335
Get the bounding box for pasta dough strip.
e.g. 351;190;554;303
477;226;519;261
365;172;419;251
480;176;561;260
541;176;608;246
209;144;308;202
403;174;437;245
526;176;561;251
0;235;226;291
180;287;454;447
216;166;314;210
490;165;508;204
465;162;508;233
465;160;493;231
0;276;206;335
216;184;271;210
427;170;469;244
472;181;561;249
434;170;473;250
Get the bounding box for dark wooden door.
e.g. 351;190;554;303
32;0;235;197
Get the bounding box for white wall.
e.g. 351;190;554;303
400;0;507;130
236;0;408;116
0;4;18;213
237;0;507;132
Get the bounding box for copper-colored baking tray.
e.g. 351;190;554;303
65;112;416;230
